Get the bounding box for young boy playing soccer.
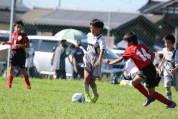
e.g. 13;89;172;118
158;34;178;101
105;32;176;108
82;19;106;103
1;20;31;89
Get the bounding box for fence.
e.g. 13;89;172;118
0;0;178;79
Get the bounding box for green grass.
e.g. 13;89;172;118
0;77;178;119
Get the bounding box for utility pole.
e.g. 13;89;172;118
59;0;61;7
7;0;16;76
107;12;111;48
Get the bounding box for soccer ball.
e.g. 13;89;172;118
72;93;85;103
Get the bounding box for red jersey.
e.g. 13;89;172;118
122;44;151;70
11;32;29;50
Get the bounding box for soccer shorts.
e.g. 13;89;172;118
137;63;157;88
82;53;101;78
9;49;26;68
164;72;178;90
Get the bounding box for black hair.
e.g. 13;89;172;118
90;19;104;29
123;32;138;44
70;44;75;49
163;34;175;43
60;40;66;44
13;20;24;27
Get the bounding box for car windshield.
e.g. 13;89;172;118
82;43;119;59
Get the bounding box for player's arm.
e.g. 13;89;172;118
147;49;155;62
73;57;78;73
1;42;13;45
105;56;124;65
94;49;105;67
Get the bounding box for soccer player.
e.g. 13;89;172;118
82;19;106;103
1;20;31;89
105;32;176;108
158;34;178;101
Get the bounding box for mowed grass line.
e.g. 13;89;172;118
0;77;178;119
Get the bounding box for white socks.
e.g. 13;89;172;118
166;91;172;101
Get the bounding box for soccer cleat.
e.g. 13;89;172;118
85;94;91;103
91;94;99;103
143;97;156;107
4;86;11;88
166;101;177;109
26;85;31;89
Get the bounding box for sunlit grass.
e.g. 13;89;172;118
0;77;177;119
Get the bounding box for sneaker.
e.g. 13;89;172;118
91;94;99;103
85;94;91;102
166;101;177;108
26;85;31;89
143;97;156;107
4;86;11;88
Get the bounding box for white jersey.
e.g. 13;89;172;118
87;33;106;55
162;48;178;76
125;59;135;74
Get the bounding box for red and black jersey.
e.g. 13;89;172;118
122;44;151;70
11;32;29;50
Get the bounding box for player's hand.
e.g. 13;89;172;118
94;60;101;67
11;44;18;48
1;42;5;45
105;59;110;65
170;68;177;73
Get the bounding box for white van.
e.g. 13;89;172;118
28;35;124;78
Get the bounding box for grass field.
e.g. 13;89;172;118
0;77;178;119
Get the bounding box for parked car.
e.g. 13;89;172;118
110;49;125;57
28;35;125;78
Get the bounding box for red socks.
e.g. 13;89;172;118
134;83;172;105
152;92;172;105
24;74;31;86
133;83;149;98
6;76;14;88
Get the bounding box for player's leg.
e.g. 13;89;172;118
5;50;17;88
164;76;172;100
89;75;99;103
166;87;172;101
83;69;91;102
5;66;15;88
20;68;31;89
132;75;149;98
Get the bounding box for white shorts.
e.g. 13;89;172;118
164;71;178;90
82;53;102;78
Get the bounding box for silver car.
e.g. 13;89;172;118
28;35;124;78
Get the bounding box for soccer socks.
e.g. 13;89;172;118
6;76;14;88
133;83;149;98
91;84;98;96
83;82;89;94
24;74;31;86
166;91;172;101
152;92;172;105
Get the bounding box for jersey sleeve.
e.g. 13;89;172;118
23;34;29;43
99;36;106;50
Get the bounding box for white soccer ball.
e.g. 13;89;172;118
72;93;85;103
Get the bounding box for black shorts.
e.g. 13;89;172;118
9;49;26;68
137;63;157;88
